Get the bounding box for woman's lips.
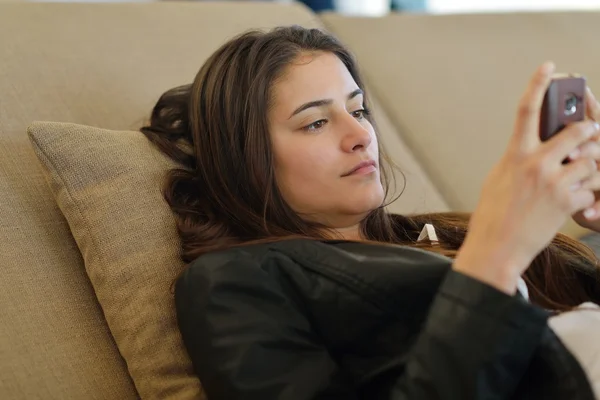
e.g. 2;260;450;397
348;164;376;176
342;160;377;177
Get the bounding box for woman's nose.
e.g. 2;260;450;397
340;115;372;153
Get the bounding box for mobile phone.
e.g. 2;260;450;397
539;74;586;141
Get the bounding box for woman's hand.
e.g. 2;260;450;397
572;87;600;231
454;62;600;295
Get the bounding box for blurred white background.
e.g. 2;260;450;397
429;0;600;13
13;0;600;15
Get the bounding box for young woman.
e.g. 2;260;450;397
141;26;600;399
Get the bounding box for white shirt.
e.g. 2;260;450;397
519;277;599;399
549;302;600;399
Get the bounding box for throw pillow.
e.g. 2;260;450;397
28;121;204;400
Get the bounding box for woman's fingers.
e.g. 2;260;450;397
561;157;598;187
569;140;600;162
580;171;600;192
564;142;600;217
586;87;600;122
570;189;596;215
510;62;555;153
571;189;596;219
541;120;600;164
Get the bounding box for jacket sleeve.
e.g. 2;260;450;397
389;269;550;399
174;255;360;400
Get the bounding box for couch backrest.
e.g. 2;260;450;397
322;11;600;237
0;2;448;398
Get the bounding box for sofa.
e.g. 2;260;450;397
2;2;600;399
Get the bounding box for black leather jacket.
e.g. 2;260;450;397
175;239;595;400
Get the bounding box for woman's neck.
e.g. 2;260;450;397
332;225;362;241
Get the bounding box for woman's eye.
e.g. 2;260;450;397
351;109;366;120
303;119;327;132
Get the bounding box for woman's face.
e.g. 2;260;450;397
268;51;385;230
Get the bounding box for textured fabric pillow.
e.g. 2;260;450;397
27;121;204;400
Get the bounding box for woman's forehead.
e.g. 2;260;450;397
270;53;361;114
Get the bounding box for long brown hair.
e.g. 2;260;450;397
141;25;600;311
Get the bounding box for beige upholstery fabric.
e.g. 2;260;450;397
322;11;600;237
0;2;323;399
0;136;139;400
369;95;449;214
28;122;203;399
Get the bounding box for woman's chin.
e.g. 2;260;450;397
345;190;386;215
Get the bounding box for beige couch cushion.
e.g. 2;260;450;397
28;122;203;399
0;2;322;399
322;11;600;237
0;138;139;400
369;95;448;214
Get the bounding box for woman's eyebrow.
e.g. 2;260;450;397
288;88;363;119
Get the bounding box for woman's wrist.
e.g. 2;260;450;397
453;243;526;295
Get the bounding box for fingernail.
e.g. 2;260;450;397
584;208;597;219
569;148;581;160
541;61;555;75
585;124;599;139
570;182;582;191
